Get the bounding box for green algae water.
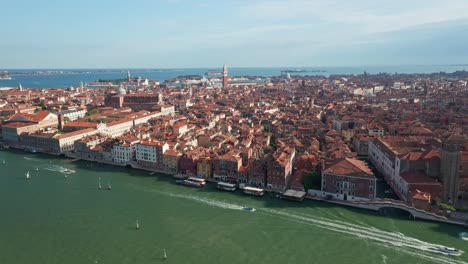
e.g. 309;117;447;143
1;150;467;264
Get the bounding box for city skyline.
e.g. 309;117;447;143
1;0;468;68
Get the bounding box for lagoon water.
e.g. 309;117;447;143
1;150;467;264
1;65;468;88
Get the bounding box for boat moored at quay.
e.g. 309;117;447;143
240;185;264;197
216;182;236;192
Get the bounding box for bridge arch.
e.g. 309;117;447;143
378;206;415;220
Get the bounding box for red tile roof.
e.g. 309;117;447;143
323;158;374;178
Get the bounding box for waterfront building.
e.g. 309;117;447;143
213;150;242;183
162;149;181;173
2;111;58;144
136;140;168;169
248;154;267;188
55;128;98;153
112;138;139;164
266;147;295;191
197;156;213;179
74;134;108;159
322;158;376;200
368;137;443;202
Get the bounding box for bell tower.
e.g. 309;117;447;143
222;64;228;88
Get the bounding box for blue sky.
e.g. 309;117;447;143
1;0;468;68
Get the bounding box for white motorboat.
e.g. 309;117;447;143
98;177;102;189
26;171;30;179
136;220;140;230
459;232;468;241
163;248;167;259
432;246;463;256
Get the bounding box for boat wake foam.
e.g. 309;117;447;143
132;185;249;211
260;208;467;264
43;165;71;174
130;184;464;263
164;192;246;211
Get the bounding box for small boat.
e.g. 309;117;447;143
136;220;140;230
242;207;256;212
107;181;112;190
2;160;5;164
64;173;68;178
98;177;102;189
176;179;203;188
432;246;463;256
459;232;468;241
26;171;30;179
216;182;236;191
163;248;167;259
35;167;39;171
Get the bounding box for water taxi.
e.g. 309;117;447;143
431;246;463;256
243;186;264;197
216;182;236;191
176;179;203;188
187;177;206;186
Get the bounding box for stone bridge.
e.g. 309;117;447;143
349;199;448;222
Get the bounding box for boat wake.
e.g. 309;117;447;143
131;185;250;211
129;184;464;263
23;157;39;161
164;192;247;211
43;165;73;174
260;208;467;264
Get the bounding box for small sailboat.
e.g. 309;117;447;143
163;248;167;259
136;220;140;230
26;171;30;179
107;180;112;190
98;177;102;189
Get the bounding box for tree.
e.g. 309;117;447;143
85;109;99;116
301;172;322;190
39;101;46;110
63;117;71;122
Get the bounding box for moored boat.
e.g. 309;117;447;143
216;182;236;191
242;186;264;197
187;177;206;186
176;179;203;188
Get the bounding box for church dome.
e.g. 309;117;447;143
117;85;127;95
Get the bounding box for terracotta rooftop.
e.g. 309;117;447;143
323;158;374;178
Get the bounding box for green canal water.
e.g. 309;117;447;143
1;150;467;264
